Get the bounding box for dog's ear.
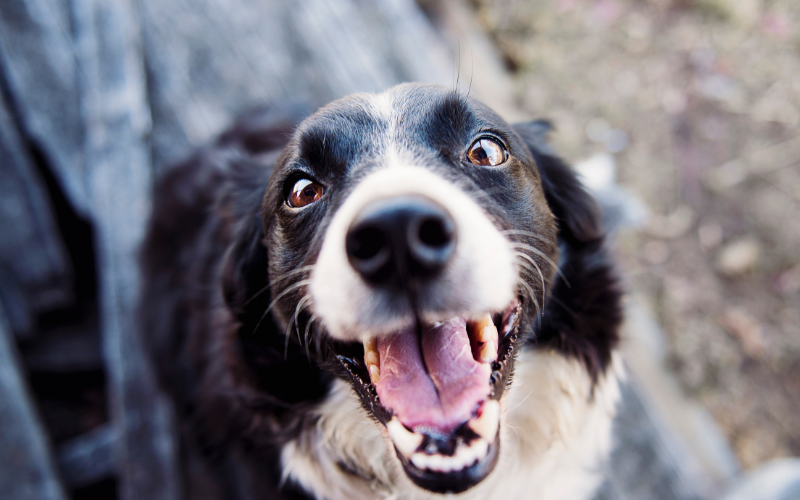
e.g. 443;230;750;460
218;155;332;412
513;120;621;382
513;120;600;244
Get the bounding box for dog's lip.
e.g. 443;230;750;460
396;423;501;494
334;299;523;491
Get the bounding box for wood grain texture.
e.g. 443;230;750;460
0;302;68;500
0;0;88;216
71;0;179;498
0;89;72;337
137;0;453;170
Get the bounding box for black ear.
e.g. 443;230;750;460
514;120;600;244
218;156;332;412
513;120;622;382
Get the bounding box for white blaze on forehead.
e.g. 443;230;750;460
310;164;516;341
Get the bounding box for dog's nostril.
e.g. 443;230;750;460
346;224;393;281
348;226;386;260
346;196;456;285
418;217;451;248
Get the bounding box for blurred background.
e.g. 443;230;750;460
0;0;798;499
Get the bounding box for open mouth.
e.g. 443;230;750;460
336;298;522;493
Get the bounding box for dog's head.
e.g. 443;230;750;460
234;83;607;494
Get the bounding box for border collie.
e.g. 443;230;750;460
141;83;623;500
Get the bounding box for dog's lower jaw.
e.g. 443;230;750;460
280;349;624;500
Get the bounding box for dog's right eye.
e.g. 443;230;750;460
467;137;507;167
288;178;324;208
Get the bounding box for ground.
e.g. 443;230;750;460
470;0;800;469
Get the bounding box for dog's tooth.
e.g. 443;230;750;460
469;400;500;442
386;418;423;457
369;364;380;384
479;340;497;363
364;337;380;377
428;453;444;471
365;350;379;368
472;438;489;460
363;338;378;359
410;453;427;470
472;314;494;342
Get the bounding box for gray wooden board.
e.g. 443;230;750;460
593;378;710;500
137;0;453;170
0;88;72;337
70;0;179;498
57;424;118;489
0;302;68;500
0;0;88;216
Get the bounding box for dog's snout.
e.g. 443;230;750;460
345;196;456;285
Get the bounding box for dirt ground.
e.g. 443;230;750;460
469;0;800;469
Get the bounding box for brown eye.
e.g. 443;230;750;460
288;178;324;208
467;137;507;166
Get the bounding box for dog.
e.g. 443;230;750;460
141;83;623;500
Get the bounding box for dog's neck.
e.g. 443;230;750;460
280;349;623;500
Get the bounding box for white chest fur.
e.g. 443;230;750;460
281;349;623;500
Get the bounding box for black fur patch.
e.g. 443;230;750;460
140;87;621;499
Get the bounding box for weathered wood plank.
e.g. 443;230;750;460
71;0;180;498
0;0;88;216
57;424;118;489
0;89;72;337
137;0;453;170
594;378;710;500
0;302;68;500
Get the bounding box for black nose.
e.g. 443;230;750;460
345;196;457;286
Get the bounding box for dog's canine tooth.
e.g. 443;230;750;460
471;314;498;363
472;314;494;342
365;349;379;368
469;400;500;442
479;340;497;363
386;417;423;457
369;364;380;384
364;337;380;382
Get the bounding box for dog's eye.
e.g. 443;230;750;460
467;137;507;167
288;178;324;208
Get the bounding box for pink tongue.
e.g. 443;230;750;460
375;318;491;433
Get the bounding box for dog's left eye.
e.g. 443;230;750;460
288;178;324;208
467;137;507;167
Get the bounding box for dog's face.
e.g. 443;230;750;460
258;84;560;493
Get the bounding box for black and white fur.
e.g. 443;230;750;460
141;83;623;500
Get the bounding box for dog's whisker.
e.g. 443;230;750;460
514;258;544;307
501;229;557;248
506;388;535;415
284;294;313;360
514;251;547;295
505;422;522;447
304;314;318;359
344;414;372;425
519;279;541;319
292;294;313;344
243;283;271;307
514;252;545;314
275;264;316;283
284;320;292;360
243;265;315;306
253;279;313;335
510;242;570;288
